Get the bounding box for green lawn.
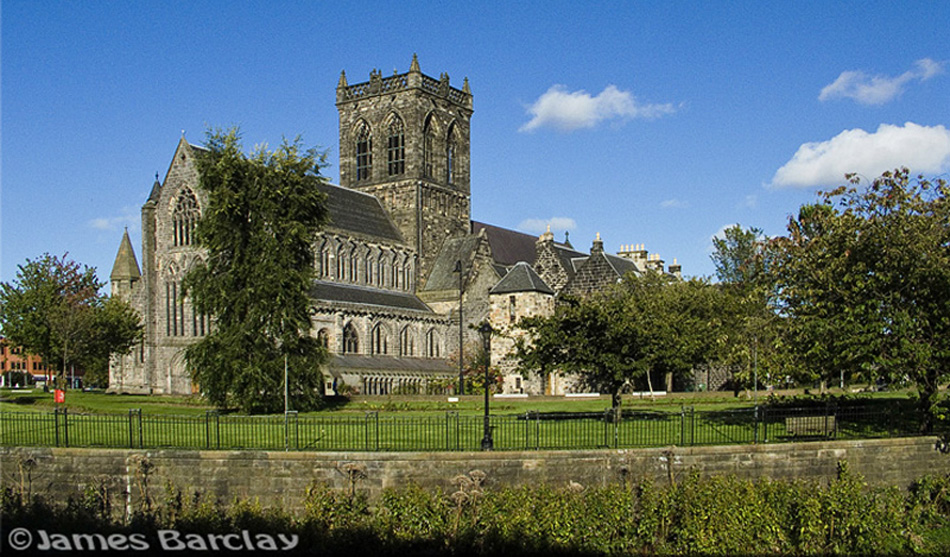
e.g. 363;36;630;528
0;386;934;452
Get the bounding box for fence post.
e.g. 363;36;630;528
54;407;61;447
680;406;686;446
128;409;142;449
62;407;69;447
690;406;695;446
294;412;300;450
753;405;759;445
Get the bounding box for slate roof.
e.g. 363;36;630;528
566;253;641;281
316;182;404;243
420;234;482;292
327;354;454;378
604;253;641;278
489;261;554;295
110;229;141;281
311;281;433;313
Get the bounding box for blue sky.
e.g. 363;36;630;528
3;1;949;286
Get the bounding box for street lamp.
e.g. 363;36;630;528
453;260;465;396
478;321;493;451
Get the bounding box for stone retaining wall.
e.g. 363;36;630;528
3;436;948;515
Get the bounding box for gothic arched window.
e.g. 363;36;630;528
423;114;435;179
399;326;414;357
446;123;458;185
343;323;359;354
317;328;330;349
425;328;440;358
371;323;388;355
172;189;199;247
355;122;373;181
387;115;405;176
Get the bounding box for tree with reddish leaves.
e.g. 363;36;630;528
0;253;141;387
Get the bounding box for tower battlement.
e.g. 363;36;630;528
336;54;472;110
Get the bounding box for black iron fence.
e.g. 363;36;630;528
0;404;938;452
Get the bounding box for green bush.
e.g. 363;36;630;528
3;465;949;555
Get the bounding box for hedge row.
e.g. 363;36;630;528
3;463;950;555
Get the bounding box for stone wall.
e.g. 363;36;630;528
3;437;948;516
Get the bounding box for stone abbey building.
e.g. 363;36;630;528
109;55;680;397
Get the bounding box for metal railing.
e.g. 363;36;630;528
0;404;938;452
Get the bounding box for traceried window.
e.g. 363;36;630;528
343;323;359;354
166;281;185;337
423;115;435;178
317;329;330;349
446;124;457;185
371;323;388;355
387;115;405;176
320;245;332;278
172;189;199;247
355;122;373;181
425;328;440;358
399;326;414;357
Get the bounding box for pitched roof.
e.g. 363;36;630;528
472;221;587;269
420;234;482;292
311;280;433;313
110;229;141;282
490;262;554;295
604;253;641;278
316;182;404;243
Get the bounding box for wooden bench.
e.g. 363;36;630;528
785;415;836;437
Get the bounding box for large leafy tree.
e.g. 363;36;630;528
514;272;726;412
769;168;950;431
0;253;142;387
183;128;330;414
710;225;791;395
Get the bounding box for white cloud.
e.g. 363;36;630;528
519;84;675;132
517;217;577;234
742;194;758;209
771;122;950;189
819;58;944;105
89;207;139;233
660;198;687;209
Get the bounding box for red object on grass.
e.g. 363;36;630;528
54;389;65;403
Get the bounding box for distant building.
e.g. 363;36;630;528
109;56;679;397
0;337;53;387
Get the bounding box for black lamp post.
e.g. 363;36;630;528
478;321;494;451
453;260;464;396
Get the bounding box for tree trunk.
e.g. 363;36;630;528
917;382;937;434
611;388;622;423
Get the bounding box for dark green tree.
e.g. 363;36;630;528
183;128;330;413
514;272;726;412
0;253;142;387
769;168;950;431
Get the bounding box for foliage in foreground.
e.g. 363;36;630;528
4;464;950;555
